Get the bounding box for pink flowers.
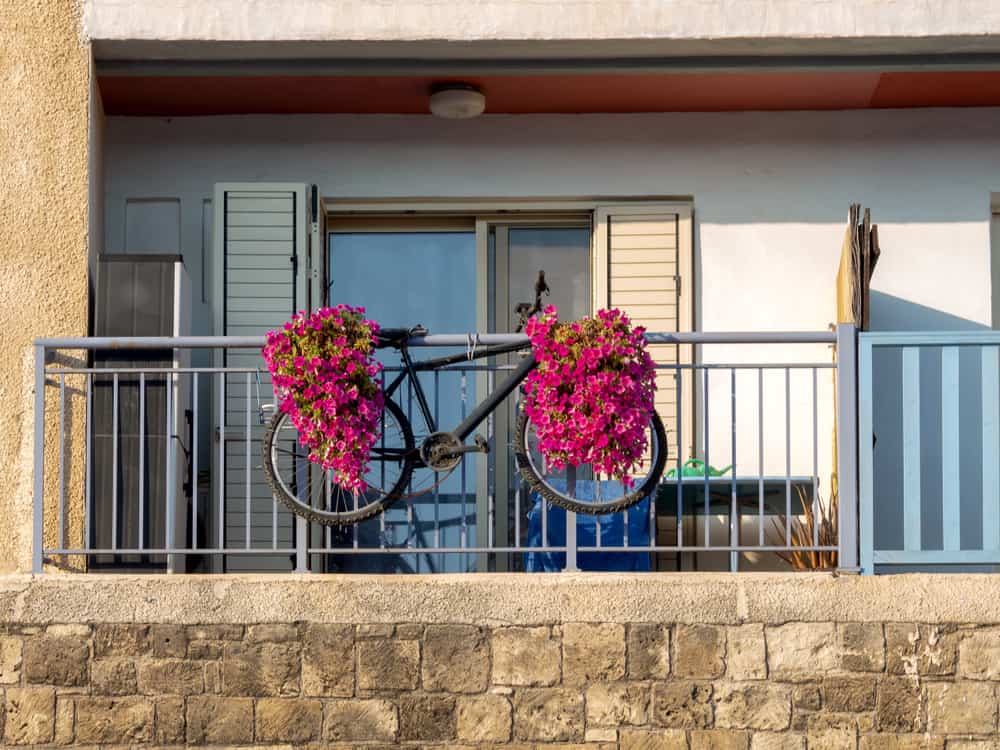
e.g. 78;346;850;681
523;306;657;488
262;305;384;494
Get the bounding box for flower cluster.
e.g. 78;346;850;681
523;306;657;488
262;305;384;494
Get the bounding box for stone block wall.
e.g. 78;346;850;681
0;617;997;748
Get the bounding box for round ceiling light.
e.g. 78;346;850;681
429;84;486;119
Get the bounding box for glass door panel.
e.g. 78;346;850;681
491;224;592;569
328;229;479;573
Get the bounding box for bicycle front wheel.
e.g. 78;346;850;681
514;409;667;515
262;399;415;526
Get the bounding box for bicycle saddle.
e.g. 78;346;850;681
377;325;427;347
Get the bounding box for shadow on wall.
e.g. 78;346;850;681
869;290;989;332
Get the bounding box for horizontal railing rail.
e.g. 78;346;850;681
33;327;855;574
860;330;1000;573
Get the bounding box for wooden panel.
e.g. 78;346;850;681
226;196;295;213
609;248;675;265
221;186;301;563
611;275;676;292
610;218;678;237
941;347;960;551
983;346;1000;550
228;268;294;285
226;240;295;255
612;288;678;307
605;234;678;251
226;226;294;242
902;347;921;552
228;254;295;270
226;212;295;227
607;210;682;465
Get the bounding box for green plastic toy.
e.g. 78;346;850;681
665;458;733;479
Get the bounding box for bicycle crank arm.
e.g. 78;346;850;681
447;436;490;456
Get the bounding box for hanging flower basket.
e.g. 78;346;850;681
523;306;657;488
262;305;384;493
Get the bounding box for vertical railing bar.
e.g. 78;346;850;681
541;455;548;553
84;372;92;551
758;367;764;548
244;372;251;550
676;362;683;552
165;367;175;566
57;375;65;551
858;334;875;574
32;345;45;574
218;374;226;551
112;372;119;552
192;373;198;550
812;367;819;550
405;377;413;554
326;469;332;551
942;347;961;552
270;387;277;552
983;346;1000;551
785;367;791;548
434;371;441;551
272;478;278;550
623;499;630;549
514;388;522;552
460;371;468;552
836;324;860;571
565;465;578;571
703;366;710;548
902;347;922;552
138;373;145;551
596;499;602;549
487;368;495;554
730;367;738;572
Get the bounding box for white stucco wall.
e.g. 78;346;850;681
103;107;998;490
85;0;1000;53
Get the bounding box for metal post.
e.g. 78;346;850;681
32;344;46;575
836;323;860;572
564;465;579;572
295;516;309;573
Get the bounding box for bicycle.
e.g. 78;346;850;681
261;273;668;525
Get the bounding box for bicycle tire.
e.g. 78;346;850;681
261;399;415;526
514;408;667;515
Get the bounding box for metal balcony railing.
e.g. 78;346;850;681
32;327;857;574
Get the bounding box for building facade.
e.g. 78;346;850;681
4;1;1000;746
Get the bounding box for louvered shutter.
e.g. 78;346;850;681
212;183;310;571
594;204;694;466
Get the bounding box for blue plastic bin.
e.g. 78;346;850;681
525;479;651;571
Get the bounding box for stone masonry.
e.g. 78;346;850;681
0;619;997;747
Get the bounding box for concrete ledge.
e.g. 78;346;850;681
84;0;1000;48
1;573;1000;624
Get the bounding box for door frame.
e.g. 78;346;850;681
322;196;695;567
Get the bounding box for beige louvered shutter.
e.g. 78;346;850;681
594;204;694;465
212;183;311;571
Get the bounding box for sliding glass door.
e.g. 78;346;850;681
326;215;591;571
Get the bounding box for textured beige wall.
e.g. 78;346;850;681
0;0;91;572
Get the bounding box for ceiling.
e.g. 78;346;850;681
99;70;1000;116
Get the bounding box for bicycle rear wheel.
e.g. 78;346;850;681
262;399;415;526
514;408;667;515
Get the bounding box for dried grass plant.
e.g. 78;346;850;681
772;485;839;570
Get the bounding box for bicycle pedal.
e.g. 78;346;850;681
474;435;490;453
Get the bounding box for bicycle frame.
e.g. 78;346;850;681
380;340;537;443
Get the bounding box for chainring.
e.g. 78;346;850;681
419;432;464;472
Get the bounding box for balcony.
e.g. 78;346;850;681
30;328;865;575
